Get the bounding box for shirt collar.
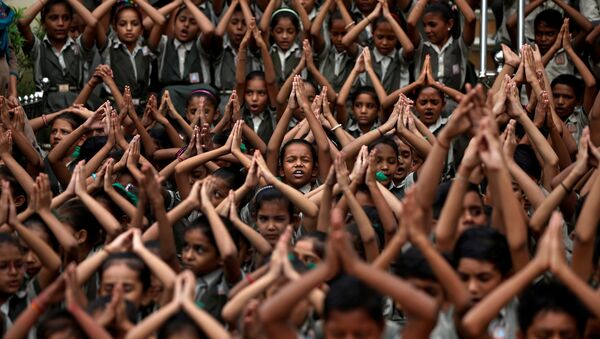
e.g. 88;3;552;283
372;47;396;62
347;119;380;132
112;35;143;54
43;35;76;51
174;39;193;51
428;116;448;134
424;35;454;54
271;42;300;55
197;268;222;288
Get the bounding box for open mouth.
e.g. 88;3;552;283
292;169;305;178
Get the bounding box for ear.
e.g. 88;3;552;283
278;166;285;177
75;229;88;246
13;195;25;208
448;18;455;30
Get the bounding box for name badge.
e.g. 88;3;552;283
452;64;460;75
189;72;200;84
58;84;70;93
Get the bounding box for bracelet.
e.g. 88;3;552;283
331;123;343;131
31;300;45;315
42;114;48;127
344;21;355;31
454;173;468;182
377;128;384;137
246;273;254;284
560;182;572;193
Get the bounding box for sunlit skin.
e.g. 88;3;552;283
329;19;347;53
535;22;559;56
353;93;379;133
324;309;384;339
280;143;316;188
255;200;291;247
114;8;143;51
271;17;298;52
520;311;580;339
394;140;413;183
0;245;25;299
245;79;269;115
174;8;199;43
43;3;72;45
457;258;503;304
423;12;453;47
100;263;145;307
457;191;487;234
415;87;445;127
373;143;398;187
552;84;578;120
372;22;397;56
226;11;247;48
181;228;221;276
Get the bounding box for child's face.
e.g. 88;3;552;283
373;143;398;187
293;82;316;120
21;225;50;278
245;79;269;114
457;258;503;304
271;17;298;51
175;8;200;43
395;140;413;182
115;9;143;46
373;22;397;56
43;3;72;42
181;228;220;275
329;19;347;53
522;311;580;339
186;96;217;124
100;263;144;306
50;118;74;148
68;14;82;40
415;87;444;126
353;93;379;127
256;200;291;247
324;309;383;339
280;143;316;188
423;12;452;46
294;239;321;265
209;176;230;206
226;11;247;47
457;191;486;233
535;22;559;55
552;84;578;119
0;244;24;295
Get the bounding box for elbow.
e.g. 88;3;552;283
460;316;484;339
547;154;559;169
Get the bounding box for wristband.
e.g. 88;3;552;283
331;123;342;131
344;21;355;31
560;182;572;193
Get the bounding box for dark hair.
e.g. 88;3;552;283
24;216;59;252
53;112;84;130
393;246;437;281
0;166;27;203
41;0;73;23
99;252;152;291
534;9;563;31
0;233;23;254
213;166;245;191
298;231;327;259
518;279;587;335
250;186;294;218
184;216;218;254
158;311;207;339
279;139;317;169
76;136;109;163
270;10;301;32
453;227;513;277
415;85;445;102
513;144;542;181
327;10;344;28
245;70;266;83
423;1;459;37
368;136;399;159
551;74;584;102
324;275;384;325
37;308;84;339
351;86;380;110
57;199;102;247
111;3;143;25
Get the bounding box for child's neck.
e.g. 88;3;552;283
359;122;375;134
435;36;451;49
48;36;68;51
125;41;137;53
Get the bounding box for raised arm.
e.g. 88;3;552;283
342;2;381;48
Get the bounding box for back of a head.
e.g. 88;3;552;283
453;227;513;277
324;275;384;325
393;246;437;282
534;9;563;31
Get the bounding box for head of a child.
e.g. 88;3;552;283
41;0;73;43
323;275;385;339
251;186;296;247
22;217;56;279
181;217;221;276
99;252;150;307
88;295;138;336
423;2;454;47
158;311;207;339
356;0;377;15
37;309;86;339
294;231;326;266
57;199;101;255
50;112;84;150
518;280;587;339
245;71;269;115
415;86;445;127
270;9;300;52
551;74;582;120
279;139;317;189
372;16;398;56
368;137;399;187
174;6;200;43
0;167;27;212
68;13;84;40
211;167;244;206
457;184;487;233
226;5;247;48
351;86;380;129
453;228;512;304
292;80;317;121
394;246;445;307
0;234;25;299
112;3;144;47
394;137;413;183
534;9;563;55
186;87;220;124
328;11;346;53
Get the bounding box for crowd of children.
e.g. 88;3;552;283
0;0;599;337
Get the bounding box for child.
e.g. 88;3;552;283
407;0;476;91
338;83;381;138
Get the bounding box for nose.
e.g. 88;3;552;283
25;251;37;264
467;279;479;295
183;248;194;261
251;93;258;101
127;23;132;31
